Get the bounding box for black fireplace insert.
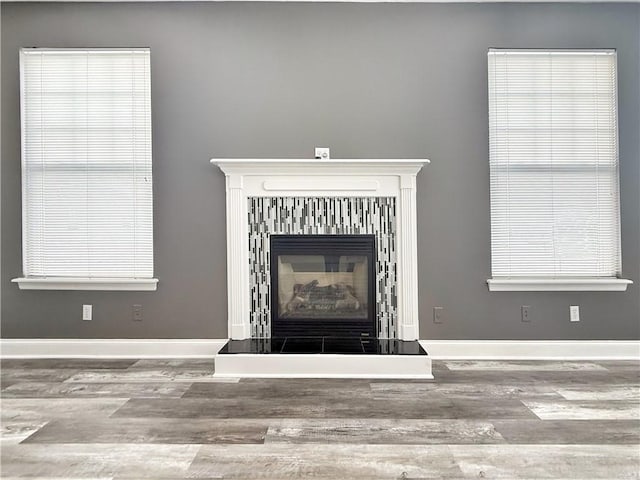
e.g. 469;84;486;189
270;235;376;338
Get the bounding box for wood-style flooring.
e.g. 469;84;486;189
1;358;639;479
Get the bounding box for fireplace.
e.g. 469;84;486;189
211;158;427;343
211;158;431;378
270;235;376;338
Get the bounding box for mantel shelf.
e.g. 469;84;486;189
211;158;429;176
211;158;430;165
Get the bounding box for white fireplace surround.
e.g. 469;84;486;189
211;158;429;340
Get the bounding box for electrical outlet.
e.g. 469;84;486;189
570;305;580;322
433;306;444;324
132;304;143;321
521;305;531;323
82;304;92;321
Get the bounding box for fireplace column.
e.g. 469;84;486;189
397;174;419;341
225;174;251;339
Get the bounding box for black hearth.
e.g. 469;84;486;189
270;235;376;338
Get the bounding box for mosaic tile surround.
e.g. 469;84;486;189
248;197;398;338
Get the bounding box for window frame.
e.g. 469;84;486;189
12;47;158;291
485;48;631;292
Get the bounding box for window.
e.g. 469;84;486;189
487;49;631;291
13;48;157;290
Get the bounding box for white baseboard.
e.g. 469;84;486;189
1;338;638;360
0;339;228;358
420;340;640;360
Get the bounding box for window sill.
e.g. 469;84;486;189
487;278;633;292
12;277;158;291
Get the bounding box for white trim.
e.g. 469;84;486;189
244;176;401;197
421;340;640;360
214;352;433;379
2;0;635;3
12;277;159;291
212;158;428;341
212;158;428;178
490;49;617;56
487;278;633;291
0;339;227;358
262;179;380;192
2;339;638;361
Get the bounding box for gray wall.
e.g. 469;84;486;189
2;2;639;340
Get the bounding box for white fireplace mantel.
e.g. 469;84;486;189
211;158;429;340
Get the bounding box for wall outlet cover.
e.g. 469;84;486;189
132;304;143;321
521;305;531;323
433;306;444;324
82;304;92;321
570;305;580;322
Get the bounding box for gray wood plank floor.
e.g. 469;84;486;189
1;359;638;479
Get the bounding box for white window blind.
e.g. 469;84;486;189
488;49;621;279
20;48;153;279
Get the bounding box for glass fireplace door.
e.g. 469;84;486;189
270;235;376;338
277;255;369;320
